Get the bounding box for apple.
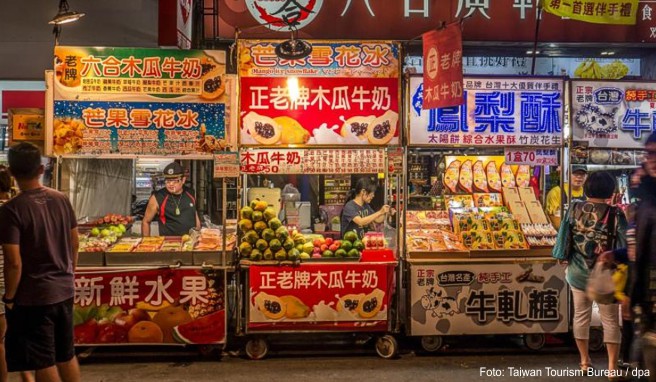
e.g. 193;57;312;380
313;239;322;247
311;253;322;258
325;238;334;246
320;244;329;252
74;319;98;344
329;243;340;252
96;321;128;343
90;227;100;237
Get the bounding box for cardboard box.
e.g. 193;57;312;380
509;201;532;224
502;187;521;207
518;187;537;202
526;200;550;224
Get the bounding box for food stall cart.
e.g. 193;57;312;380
46;46;237;353
570;79;652;350
234;40;403;359
403;75;569;352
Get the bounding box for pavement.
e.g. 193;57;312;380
7;335;649;382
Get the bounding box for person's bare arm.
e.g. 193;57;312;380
71;227;79;270
353;206;389;227
141;196;159;237
2;244;22;303
195;211;202;231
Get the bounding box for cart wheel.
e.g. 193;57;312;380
589;328;605;352
375;335;398;359
245;338;269;360
420;336;444;353
523;334;546;351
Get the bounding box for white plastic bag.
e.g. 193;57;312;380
586;262;615;304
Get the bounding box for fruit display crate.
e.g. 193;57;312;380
78;251;105;266
105;251;193;266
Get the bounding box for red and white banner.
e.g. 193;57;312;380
73;267;225;345
248;262;395;331
422;23;464;109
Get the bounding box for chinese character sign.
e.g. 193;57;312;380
572;80;656;148
409;261;568;335
504;148;559;166
408;76;564;147
73;268;226;345
543;0;638;25
248;263;394;331
53;101;225;156
239;41;400;146
239;149;385;174
422;23;464;109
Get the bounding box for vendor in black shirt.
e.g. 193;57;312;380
340;177;391;239
142;162;201;236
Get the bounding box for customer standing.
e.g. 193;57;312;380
553;171;627;377
0;143;80;382
630;132;656;380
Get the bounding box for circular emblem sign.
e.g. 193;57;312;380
426;47;439;80
246;0;323;31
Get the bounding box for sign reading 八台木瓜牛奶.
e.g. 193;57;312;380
238;41;400;147
408;76;564;147
51;46;228;156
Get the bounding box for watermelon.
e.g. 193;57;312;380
172;310;225;344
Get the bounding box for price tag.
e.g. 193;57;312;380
504;148;559;166
213;152;240;178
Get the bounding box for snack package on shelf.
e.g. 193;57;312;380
195;228;222;251
443;160;461;193
461;230;495;250
493;230;529;250
521;223;557;247
406;210;452;231
473;193;503;207
407;229;468;252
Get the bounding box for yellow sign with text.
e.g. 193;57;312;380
542;0;638;25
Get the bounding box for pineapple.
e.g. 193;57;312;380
188;278;224;319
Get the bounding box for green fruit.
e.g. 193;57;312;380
245;230;259;245
322;250;334;258
275;226;289;241
90;227;100;237
252;211;264;222
250;249;262;261
263;207;277;221
240;206;254;220
255;239;268;252
263;248;274;260
340;241;353;252
302;242;314;254
295;244;305;253
274;249;287;261
262;229;276;242
283;238;294;251
335;249;347;258
269;239;282;252
293;233;305;246
254;221;268;234
118;224;126;233
353;240;365;251
344;231;358;243
268;218;282;231
100;229;111;237
239;242;253;257
238;219;253;232
288;248;300;261
250;200;258;210
347;249;360;258
299;253;311;260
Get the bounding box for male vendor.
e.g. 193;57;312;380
142;162;200;236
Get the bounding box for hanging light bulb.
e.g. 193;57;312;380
287;76;300;102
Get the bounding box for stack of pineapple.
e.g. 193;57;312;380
238;201;307;261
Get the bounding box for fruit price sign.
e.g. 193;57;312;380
238;41;400;147
73;267;225;345
408;76;564;147
408;261;568;336
240;149;385;175
572;80;656;149
248;263;395;331
51;46;229;156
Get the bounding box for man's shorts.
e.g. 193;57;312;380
5;298;75;372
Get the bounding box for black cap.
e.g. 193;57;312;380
572;165;588;174
163;162;184;178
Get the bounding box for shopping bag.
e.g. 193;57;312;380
586;261;616;304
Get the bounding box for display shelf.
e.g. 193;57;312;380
105;251;193;266
583;164;641;170
193;250;229;266
77;252;105;266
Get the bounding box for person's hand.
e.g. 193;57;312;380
598;250;615;264
381;205;391;214
621;297;631;321
389;207;397;216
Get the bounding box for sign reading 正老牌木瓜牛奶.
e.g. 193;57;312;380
572;80;656;149
408;76;564;147
51;46;228;156
238;41;400;147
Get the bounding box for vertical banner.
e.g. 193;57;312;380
422;23;464;110
542;0;639;25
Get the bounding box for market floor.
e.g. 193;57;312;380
8;343;644;382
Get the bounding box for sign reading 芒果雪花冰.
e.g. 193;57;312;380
408;76;564;147
239;41;400;147
572;80;656;149
409;261;568;336
52;46;228;156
